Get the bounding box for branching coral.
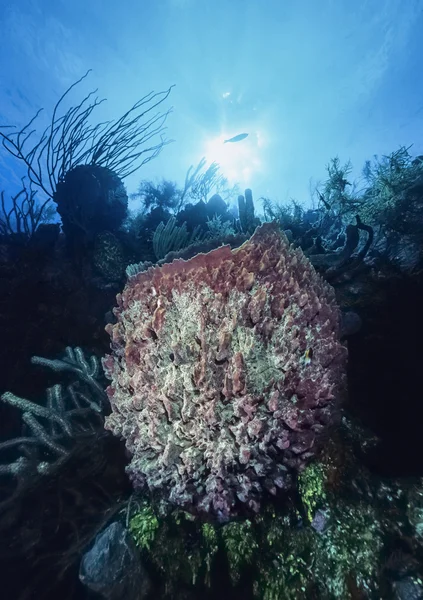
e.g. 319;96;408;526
206;214;236;239
359;145;423;233
0;180;55;239
318;147;423;237
0;70;173;200
0;347;108;515
152;216;203;260
103;223;347;518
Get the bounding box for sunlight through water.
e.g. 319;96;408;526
203;132;263;186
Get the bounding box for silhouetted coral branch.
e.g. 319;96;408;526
0;179;54;238
0;70;174;199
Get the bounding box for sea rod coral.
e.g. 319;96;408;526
103;223;347;518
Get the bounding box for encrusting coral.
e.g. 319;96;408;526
103;223;347;518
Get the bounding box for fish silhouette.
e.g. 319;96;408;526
224;133;249;144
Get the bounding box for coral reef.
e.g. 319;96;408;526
120;421;392;600
103;222;347;518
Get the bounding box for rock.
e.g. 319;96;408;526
79;521;151;600
310;508;331;533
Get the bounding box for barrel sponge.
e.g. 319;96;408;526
103;223;347;519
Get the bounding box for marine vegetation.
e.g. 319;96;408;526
113;413;421;600
0;70;174;201
131;158;238;217
317;147;423;238
121;466;385;599
0;179;56;241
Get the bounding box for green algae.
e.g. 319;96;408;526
298;461;328;523
221;519;258;584
128;502;159;551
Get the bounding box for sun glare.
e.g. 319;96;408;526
203;133;262;186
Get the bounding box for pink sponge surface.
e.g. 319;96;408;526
103;223;347;518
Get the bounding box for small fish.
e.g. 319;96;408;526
224;133;249;144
